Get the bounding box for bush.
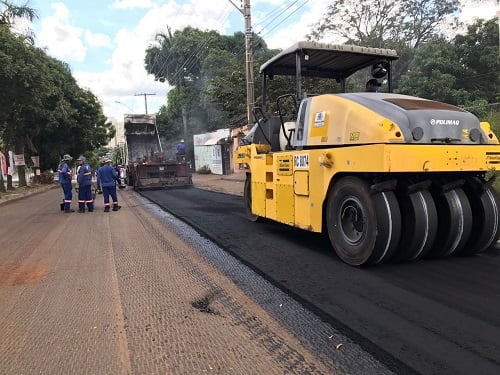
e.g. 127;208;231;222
196;165;211;174
485;111;500;136
40;171;54;184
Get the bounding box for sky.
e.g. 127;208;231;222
15;0;500;124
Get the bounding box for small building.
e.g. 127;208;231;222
193;126;248;175
193;129;230;175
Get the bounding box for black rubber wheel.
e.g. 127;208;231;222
394;189;438;262
326;176;401;266
127;174;133;187
428;187;472;258
244;174;260;222
461;182;500;255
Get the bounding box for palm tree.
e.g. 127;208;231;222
0;0;37;25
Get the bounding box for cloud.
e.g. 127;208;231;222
37;2;86;62
111;0;156;10
458;0;497;25
84;30;113;49
32;0;318;121
32;0;496;125
261;0;332;48
138;0;234;37
95;0;237;120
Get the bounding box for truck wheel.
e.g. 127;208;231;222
393;189;438;262
461;182;499;255
427;187;472;258
244;175;260;222
327;176;401;266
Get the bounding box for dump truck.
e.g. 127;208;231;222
124;114;192;190
235;41;500;266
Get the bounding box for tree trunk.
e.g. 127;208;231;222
0;151;6;192
7;174;13;190
5;153;14;190
0;173;5;193
14;144;27;187
17;164;27;187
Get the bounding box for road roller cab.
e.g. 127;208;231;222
235;41;500;266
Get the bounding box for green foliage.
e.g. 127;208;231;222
453;18;499;104
143;5;497;149
145;27;274;143
0;25;114;172
0;0;37;25
156;103;182;141
397;37;459;101
308;0;460;49
485;110;500;136
397;18;499;115
196;165;211;174
145;27;227;141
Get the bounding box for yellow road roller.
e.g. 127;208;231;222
235;41;500;266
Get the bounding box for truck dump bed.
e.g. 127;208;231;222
124;114;192;190
124;114;161;163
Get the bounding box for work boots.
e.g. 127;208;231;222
104;205;120;212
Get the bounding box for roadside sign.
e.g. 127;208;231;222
14;154;25;166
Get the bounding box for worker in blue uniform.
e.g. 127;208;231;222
76;155;94;213
176;139;186;161
97;158;121;212
58;154;74;213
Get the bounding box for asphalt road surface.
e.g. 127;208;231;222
142;186;500;375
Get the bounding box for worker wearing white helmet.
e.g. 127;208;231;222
97;158;121;212
176;138;186;161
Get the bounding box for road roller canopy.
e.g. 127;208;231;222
259;41;399;80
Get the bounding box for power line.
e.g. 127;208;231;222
139;0;310;120
134;93;156;114
143;4;233;94
255;0;301;34
259;0;309;39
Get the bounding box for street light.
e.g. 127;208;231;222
114;100;135;113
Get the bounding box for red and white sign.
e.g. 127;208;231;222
14;154;25;166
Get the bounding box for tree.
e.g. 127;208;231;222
0;0;37;25
452;18;499;105
309;0;460;48
308;0;461;84
146;27;217;141
0;25;114;188
145;28;271;143
397;17;499;120
0;24;42;187
397;37;459;102
0;0;37;190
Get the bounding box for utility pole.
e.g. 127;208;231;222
228;0;254;125
134;93;156;114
